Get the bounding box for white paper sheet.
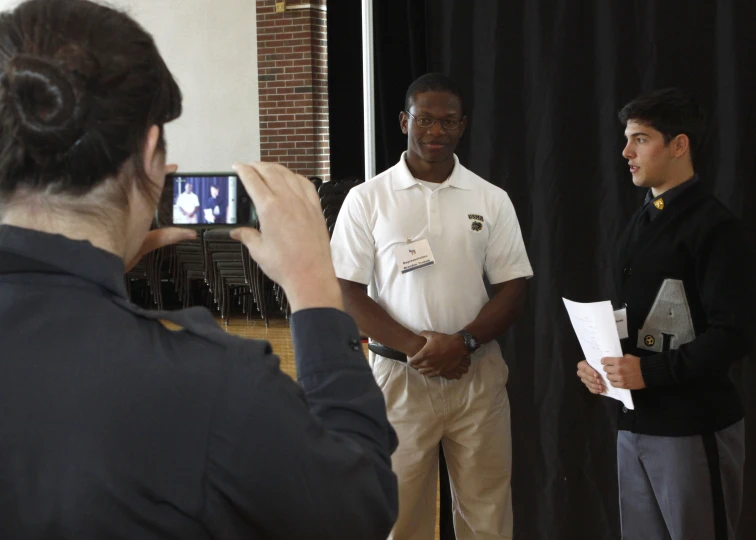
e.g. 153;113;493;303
563;298;635;410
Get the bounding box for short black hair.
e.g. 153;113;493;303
618;88;706;166
404;73;464;113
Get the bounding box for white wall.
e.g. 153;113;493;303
0;0;261;171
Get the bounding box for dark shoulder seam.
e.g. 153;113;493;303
110;296;250;350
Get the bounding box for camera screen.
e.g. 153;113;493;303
172;175;238;225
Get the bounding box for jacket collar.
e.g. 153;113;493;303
0;225;128;298
642;174;699;220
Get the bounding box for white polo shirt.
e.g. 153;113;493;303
175;191;200;224
331;153;533;335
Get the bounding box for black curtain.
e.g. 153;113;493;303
328;1;756;538
326;1;364;181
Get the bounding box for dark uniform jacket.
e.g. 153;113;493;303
615;178;754;436
0;225;398;539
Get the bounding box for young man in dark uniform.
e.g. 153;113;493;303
577;88;753;540
206;183;226;224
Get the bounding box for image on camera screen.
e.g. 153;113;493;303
172;175;238;225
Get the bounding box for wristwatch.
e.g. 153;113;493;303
457;330;480;353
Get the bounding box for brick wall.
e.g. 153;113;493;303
256;0;329;180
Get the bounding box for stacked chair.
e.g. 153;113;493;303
172;236;205;308
308;176;323;193
125;236;170;310
203;228;252;323
318;176;363;236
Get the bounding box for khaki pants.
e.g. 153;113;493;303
371;341;513;540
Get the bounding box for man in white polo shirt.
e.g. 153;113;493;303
175;181;200;224
331;73;533;540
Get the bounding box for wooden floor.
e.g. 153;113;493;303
218;316;442;540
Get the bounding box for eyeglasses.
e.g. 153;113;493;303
404;111;463;130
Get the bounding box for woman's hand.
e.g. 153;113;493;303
125;164;197;272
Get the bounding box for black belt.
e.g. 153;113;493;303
367;342;407;362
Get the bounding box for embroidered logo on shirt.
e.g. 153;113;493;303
468;214;484;232
653;198;665;210
644;335;656;347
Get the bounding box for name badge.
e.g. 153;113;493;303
614;308;629;340
394;239;436;274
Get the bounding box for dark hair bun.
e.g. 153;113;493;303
0;0;181;199
2;53;86;154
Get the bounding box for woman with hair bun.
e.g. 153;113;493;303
0;1;398;539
